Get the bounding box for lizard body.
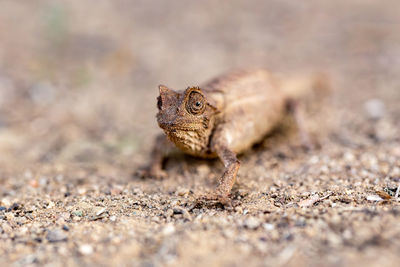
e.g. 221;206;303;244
143;69;327;203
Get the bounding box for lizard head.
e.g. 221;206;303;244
156;85;217;132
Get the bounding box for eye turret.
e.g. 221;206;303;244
186;91;205;115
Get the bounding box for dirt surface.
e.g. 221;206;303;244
0;1;400;266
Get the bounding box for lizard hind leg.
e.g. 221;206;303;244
286;99;314;150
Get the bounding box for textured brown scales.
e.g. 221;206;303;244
143;69;328;204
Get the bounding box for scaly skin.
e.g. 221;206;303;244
141;69;326;204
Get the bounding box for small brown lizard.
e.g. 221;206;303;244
141;69;328;204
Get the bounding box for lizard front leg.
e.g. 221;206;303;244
201;134;241;204
138;134;173;179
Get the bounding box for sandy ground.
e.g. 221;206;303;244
0;1;399;266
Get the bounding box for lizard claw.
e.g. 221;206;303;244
136;167;168;180
300;139;314;152
198;192;232;206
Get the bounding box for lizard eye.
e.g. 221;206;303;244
186;91;205;115
157;96;162;110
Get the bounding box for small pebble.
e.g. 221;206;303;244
244;217;261;230
72;210;83;217
263;223;275;231
79;244;94;255
46;229;67;242
176;187;190;197
8;203;21;211
29;179;39;188
366;195;383;202
95;207;107;216
364;99;385;120
39;177;48;186
77;187;87;195
165;209;174;218
47;201;55;209
110;188;122;195
162;224;175;236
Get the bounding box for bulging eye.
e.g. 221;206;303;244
186;91;205;115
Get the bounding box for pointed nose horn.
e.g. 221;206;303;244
158;84;179;101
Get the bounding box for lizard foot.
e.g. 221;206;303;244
135;167;168;180
198;192;232;206
300;138;314;152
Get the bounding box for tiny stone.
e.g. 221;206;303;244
223;229;236;239
39;177;48;186
244;217;260;230
110;216;117;222
55;174;64;182
343;152;355;162
77;187;87;195
162;224;175;236
18;255;37;265
1;222;12;233
9;202;21;211
364;98;385;120
46;229;67;242
19;226;28;235
343;229;352;240
79;244;94;255
29;179;39;188
95;207;107;216
0;206;6;212
366;195;383;201
234;206;243;213
72;210;83;217
132;188;143;195
263;223;275;231
1;198;11;207
391;167;400;177
110;187;122;195
165;209;174;218
56;217;65;225
60;212;71;220
176;187;190;197
47;201;55;209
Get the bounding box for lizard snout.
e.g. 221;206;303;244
158;121;177;130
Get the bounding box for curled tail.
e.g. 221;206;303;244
277;72;331;100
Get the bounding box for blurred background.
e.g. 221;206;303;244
1;2;400;266
0;0;399;167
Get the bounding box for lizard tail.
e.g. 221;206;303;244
278;72;331;100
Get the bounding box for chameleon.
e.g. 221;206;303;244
141;69;328;204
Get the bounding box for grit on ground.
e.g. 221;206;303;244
0;1;399;266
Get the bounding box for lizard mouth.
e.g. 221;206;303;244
158;122;196;131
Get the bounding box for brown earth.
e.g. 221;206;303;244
0;1;399;266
